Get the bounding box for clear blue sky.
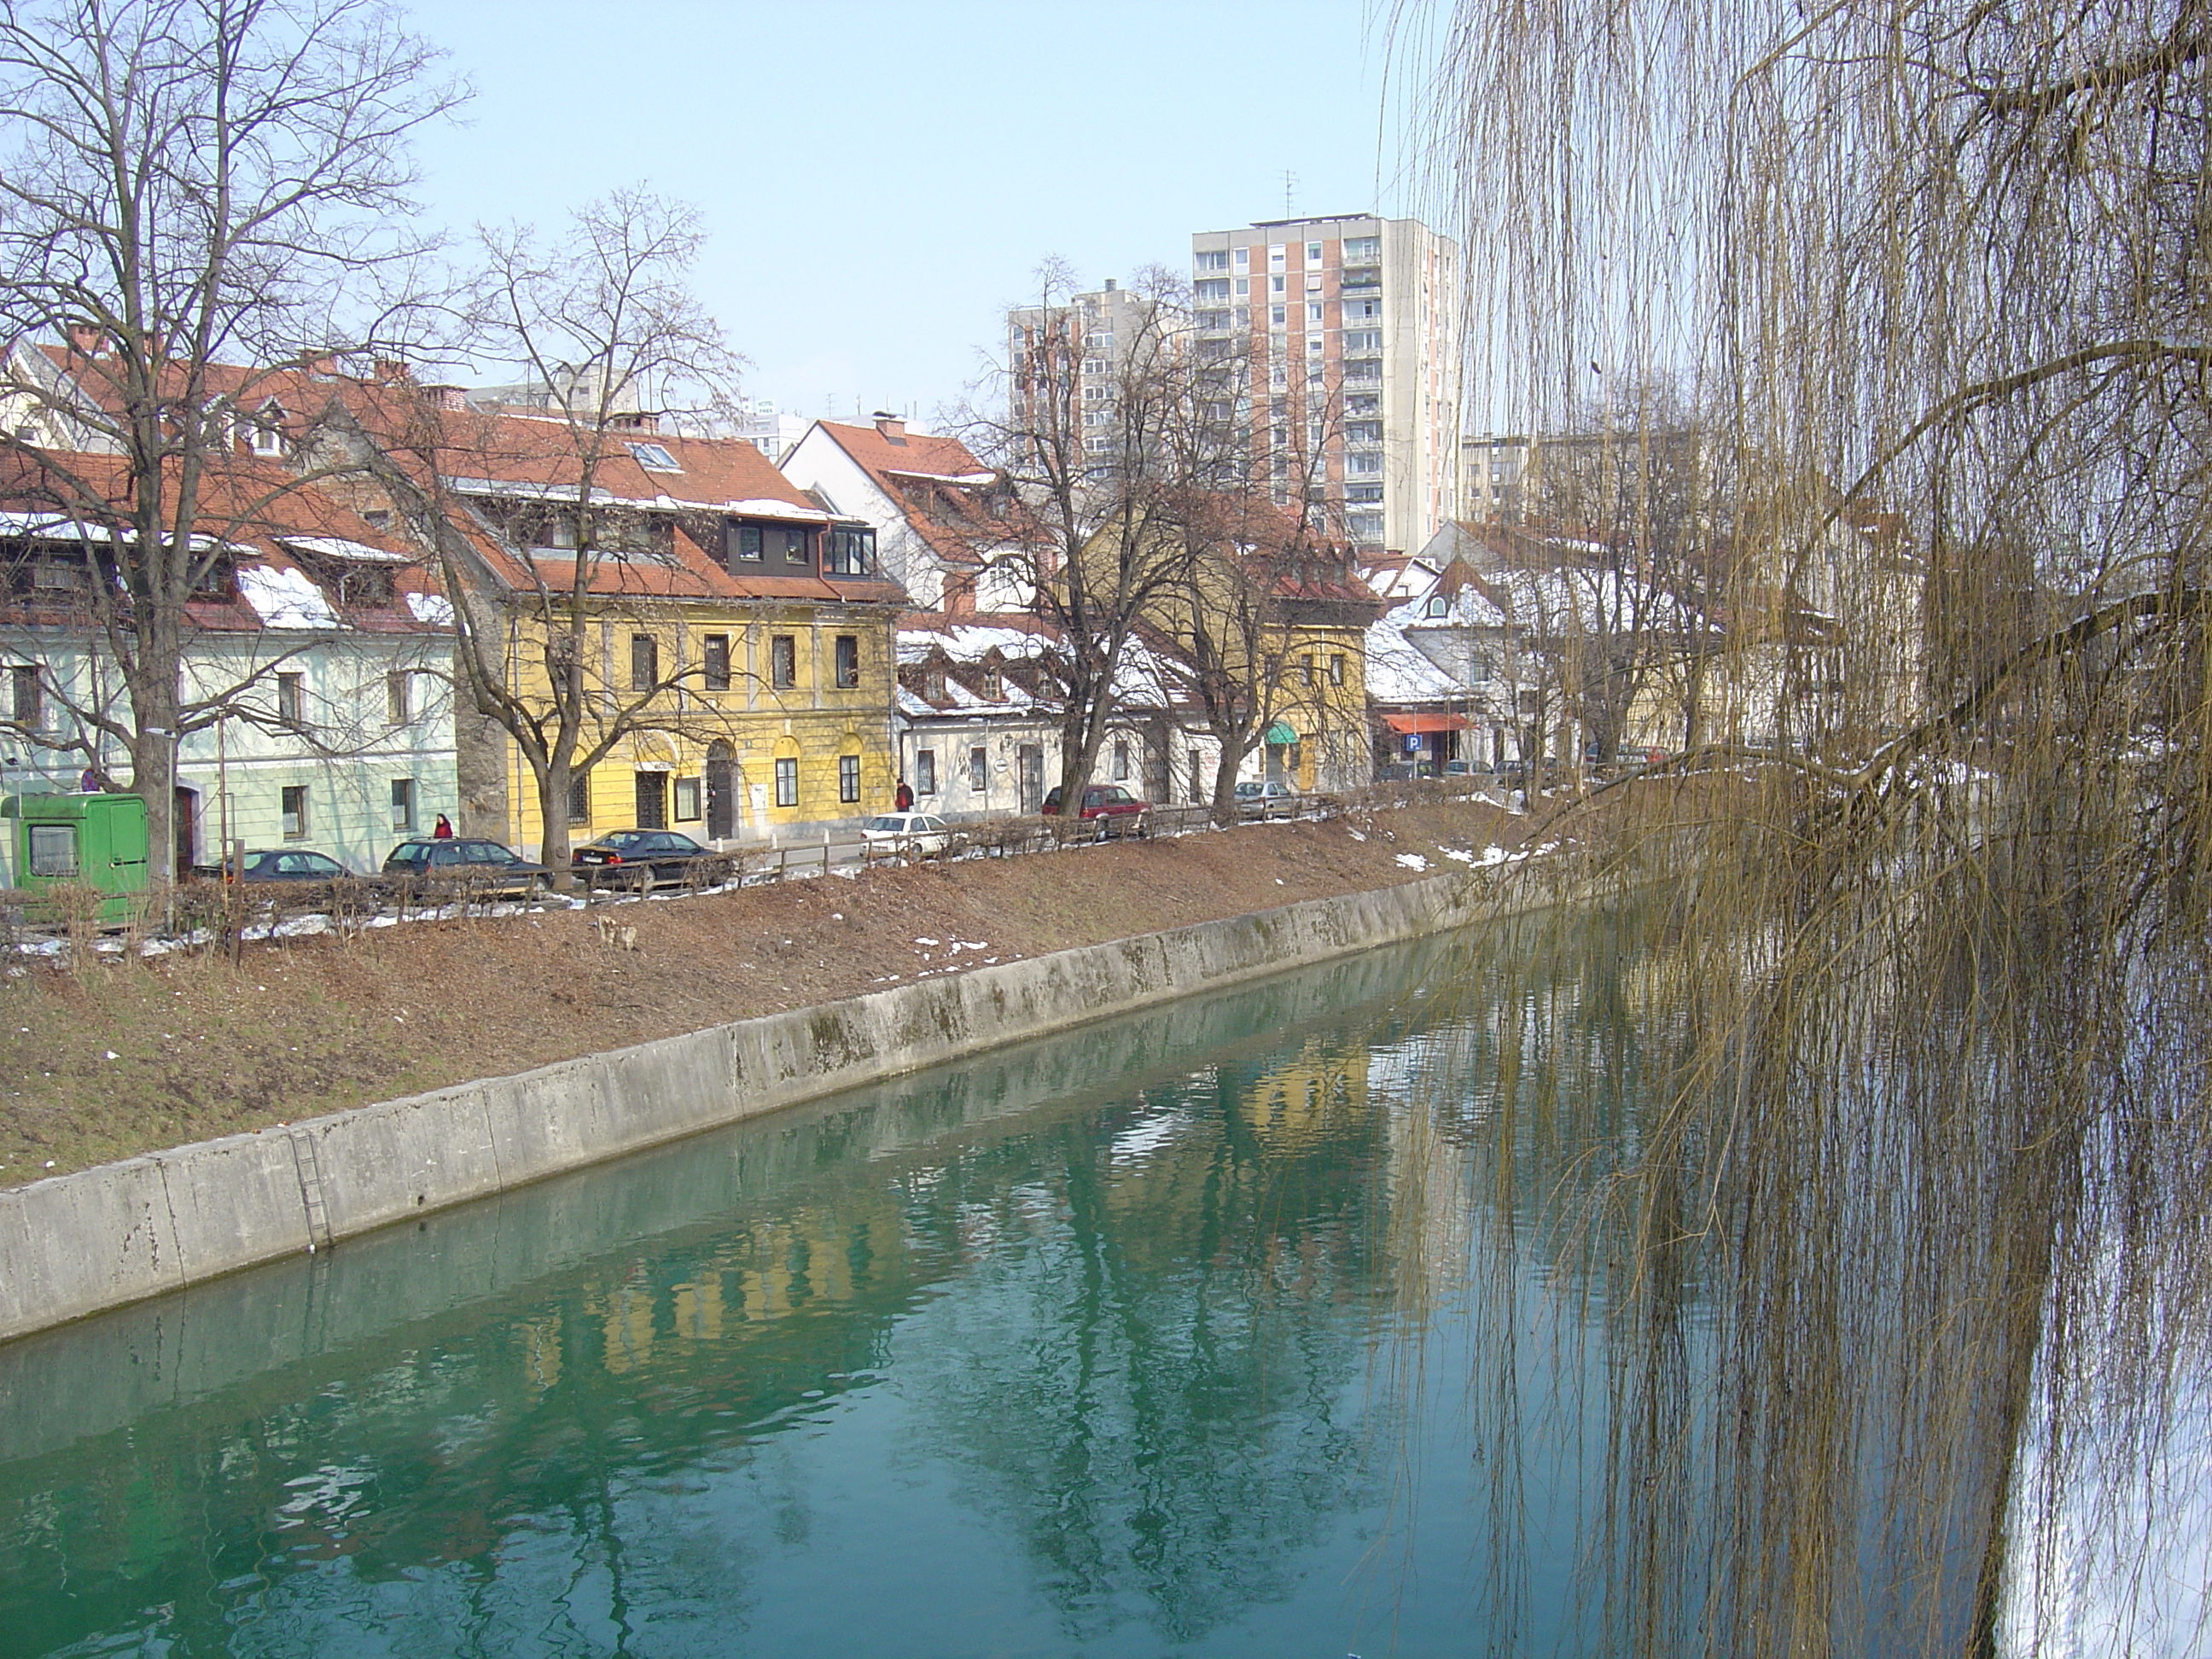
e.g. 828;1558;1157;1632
400;0;1451;425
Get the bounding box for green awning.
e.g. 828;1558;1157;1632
1264;720;1299;745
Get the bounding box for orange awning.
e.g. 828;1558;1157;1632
1382;713;1470;734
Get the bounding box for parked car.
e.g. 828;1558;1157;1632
571;829;732;888
861;812;954;856
1040;783;1150;835
1232;779;1300;818
381;836;550;898
221;848;357;882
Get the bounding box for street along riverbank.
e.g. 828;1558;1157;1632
0;799;1530;1186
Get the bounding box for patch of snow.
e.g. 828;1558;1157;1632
406;591;456;626
236;563;342;629
1395;853;1431;870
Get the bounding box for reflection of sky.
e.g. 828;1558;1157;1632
0;929;1691;1658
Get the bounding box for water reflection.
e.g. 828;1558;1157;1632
2;906;1966;1658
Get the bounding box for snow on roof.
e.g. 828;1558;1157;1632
0;511;117;543
449;477;831;521
881;468;997;487
406;591;455;626
236;563;342;629
277;534;410;563
1366;607;1471;702
898;622;1052;665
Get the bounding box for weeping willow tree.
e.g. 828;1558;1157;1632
1410;2;2212;1654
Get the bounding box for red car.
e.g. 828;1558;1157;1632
1041;783;1150;835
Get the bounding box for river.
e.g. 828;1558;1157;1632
0;917;1933;1656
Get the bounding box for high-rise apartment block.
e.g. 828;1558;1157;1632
1005;277;1162;463
1190;214;1462;551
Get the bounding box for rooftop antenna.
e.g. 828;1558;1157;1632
1284;170;1296;219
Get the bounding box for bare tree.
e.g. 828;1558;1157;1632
0;0;459;876
357;190;745;876
979;263;1245;806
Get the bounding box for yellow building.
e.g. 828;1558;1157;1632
1085;505;1383;795
352;399;906;852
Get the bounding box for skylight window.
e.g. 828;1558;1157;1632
626;441;682;472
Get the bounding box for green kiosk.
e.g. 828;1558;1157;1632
2;792;151;923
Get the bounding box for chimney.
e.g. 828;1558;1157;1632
372;358;414;385
872;410;905;441
425;384;469;411
64;323;102;358
609;410;661;434
1103;277;1116;292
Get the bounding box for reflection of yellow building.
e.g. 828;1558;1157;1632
1242;1039;1372;1152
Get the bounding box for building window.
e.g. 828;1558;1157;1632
1344;236;1379;260
386;671;411;726
834;634;860;689
838;753;860;803
825;526;875;575
1426;595;1449;618
729;523;763;562
276;672;305;725
1112;738;1130;782
1306;242;1322;261
969;746;987;792
390;777;415;831
1302;657;1318;687
635;770;667;829
771;527;812;566
916;748;937;795
771;634;797;689
702;633;731;691
630;634;658;691
1345;329;1382;352
1330;654;1347;685
672;776;701;821
1196;250;1230;271
568;768;591;823
626;440;682;473
1232;247;1249;270
1270;276;1286;294
9;664;41;729
281;785;309;839
774;755;798;807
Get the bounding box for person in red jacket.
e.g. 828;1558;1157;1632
894;779;914;812
432;813;455;838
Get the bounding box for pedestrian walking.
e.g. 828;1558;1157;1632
894;778;914;812
433;812;454;838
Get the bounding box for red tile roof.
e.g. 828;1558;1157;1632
810;420;1023;570
0;446;447;634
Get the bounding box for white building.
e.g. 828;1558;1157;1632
1190;213;1463;553
778;416;1027;614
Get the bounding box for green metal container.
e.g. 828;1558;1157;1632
3;792;151;923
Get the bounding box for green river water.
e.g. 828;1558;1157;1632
0;924;1688;1657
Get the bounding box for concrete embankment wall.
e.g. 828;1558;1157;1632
0;870;1500;1345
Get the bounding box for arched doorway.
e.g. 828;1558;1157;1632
706;741;737;840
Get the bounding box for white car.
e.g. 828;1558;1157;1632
861;812;953;855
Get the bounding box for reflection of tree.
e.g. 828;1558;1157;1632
896;1059;1393;1645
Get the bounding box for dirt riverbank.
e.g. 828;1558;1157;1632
0;798;1531;1185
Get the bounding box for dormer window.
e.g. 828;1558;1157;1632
627;441;681;472
925;667;946;701
1425;594;1449;618
981;667;1003;700
249;400;285;456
